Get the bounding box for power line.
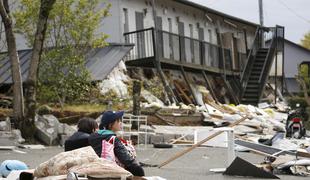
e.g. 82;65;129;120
276;0;310;25
208;0;222;6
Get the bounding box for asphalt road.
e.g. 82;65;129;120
0;145;308;180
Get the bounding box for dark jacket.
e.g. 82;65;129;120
64;131;90;151
88;130;136;167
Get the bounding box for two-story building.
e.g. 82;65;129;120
98;0;284;105
0;0;285;105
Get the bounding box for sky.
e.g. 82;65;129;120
191;0;310;44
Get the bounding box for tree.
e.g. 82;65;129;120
0;0;24;123
296;64;310;106
22;0;56;138
14;0;111;108
0;0;55;139
301;31;310;50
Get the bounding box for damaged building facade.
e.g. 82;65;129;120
100;0;285;106
0;0;285;106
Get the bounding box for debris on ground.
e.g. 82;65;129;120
35;114;76;145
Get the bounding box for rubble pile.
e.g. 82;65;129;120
0;117;25;146
35;114;76;146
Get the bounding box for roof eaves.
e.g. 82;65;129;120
174;0;261;28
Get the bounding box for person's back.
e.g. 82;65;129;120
64;117;98;151
64;131;90;151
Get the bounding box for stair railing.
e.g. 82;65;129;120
257;27;279;102
239;27;261;98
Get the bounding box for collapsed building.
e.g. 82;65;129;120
103;0;285;106
0;0;285;107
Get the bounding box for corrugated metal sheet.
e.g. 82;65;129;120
0;44;133;84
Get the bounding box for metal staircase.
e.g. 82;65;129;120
242;48;268;104
240;26;284;105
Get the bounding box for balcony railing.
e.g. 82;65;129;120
124;28;247;72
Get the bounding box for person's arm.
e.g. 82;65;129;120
113;137;136;167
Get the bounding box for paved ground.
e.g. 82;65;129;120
0;145;308;180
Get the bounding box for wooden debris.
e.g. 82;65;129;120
154;113;177;126
158;115;249;168
0;146;15;150
173;80;193;105
169;133;193;145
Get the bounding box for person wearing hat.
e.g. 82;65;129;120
88;111;145;177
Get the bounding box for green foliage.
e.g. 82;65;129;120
13;0;111;104
38;47;91;104
301;31;310;50
299;64;310;86
298;64;310;93
287;97;308;109
14;0;111;48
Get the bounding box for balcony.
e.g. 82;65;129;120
124;28;247;75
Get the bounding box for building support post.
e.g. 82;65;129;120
180;66;198;105
201;70;218;102
281;27;285;94
275;27;278;104
151;0;177;104
132;80;141;130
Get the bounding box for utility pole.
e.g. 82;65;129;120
259;0;264;26
258;0;265;47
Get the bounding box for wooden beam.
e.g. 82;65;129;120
180;66;198;105
223;79;240;104
174;80;193;104
201;70;219;102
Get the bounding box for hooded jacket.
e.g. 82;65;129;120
64;131;90;151
88;130;136;168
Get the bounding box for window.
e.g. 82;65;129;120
123;8;129;33
168;18;172;32
189;24;193;38
208;29;212;43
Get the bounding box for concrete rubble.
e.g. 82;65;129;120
0;117;25;146
35;114;76;145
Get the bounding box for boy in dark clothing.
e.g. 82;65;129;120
88;111;145;177
64;117;98;151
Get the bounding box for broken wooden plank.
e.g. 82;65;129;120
158;115;249;168
0;146;15;150
154;113;177;126
201;71;219;102
180;66;198;105
173;80;193;104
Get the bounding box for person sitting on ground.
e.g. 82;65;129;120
64;117;98;151
88;111;145;177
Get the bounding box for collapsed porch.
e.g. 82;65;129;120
123;26;285;106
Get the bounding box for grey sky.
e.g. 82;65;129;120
191;0;310;44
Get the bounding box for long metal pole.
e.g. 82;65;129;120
259;0;264;26
259;0;264;47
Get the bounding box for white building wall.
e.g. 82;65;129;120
0;0;256;52
116;0;255;47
